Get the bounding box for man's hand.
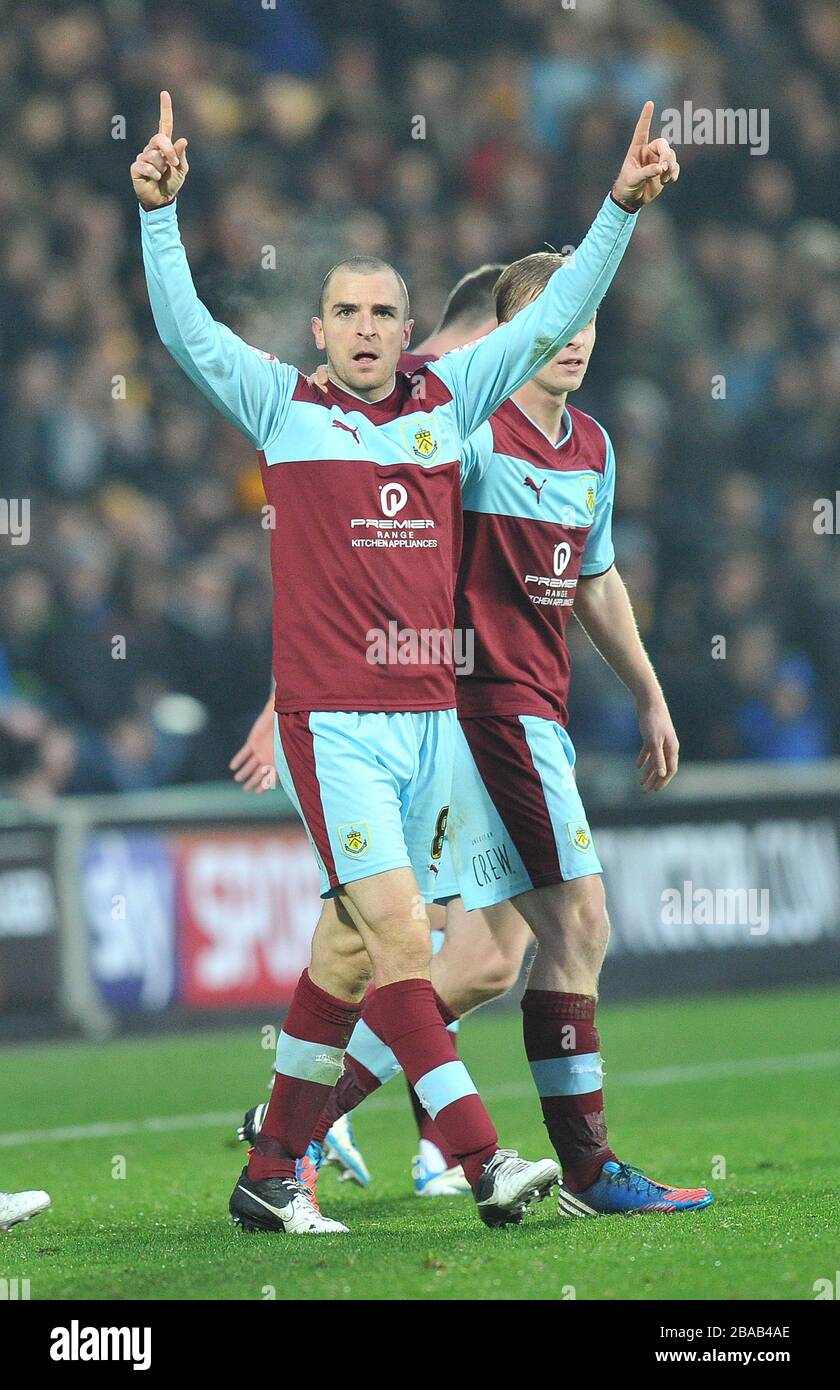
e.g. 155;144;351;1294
636;696;680;792
613;101;679;208
306;364;331;394
131;90;189;209
229;700;277;794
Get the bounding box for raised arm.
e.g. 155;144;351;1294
133;92;295;448
431;102;680;441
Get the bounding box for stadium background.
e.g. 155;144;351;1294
1;0;838;1310
0;0;839;1038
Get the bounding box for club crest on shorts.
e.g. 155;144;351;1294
567;820;592;852
338;821;370;858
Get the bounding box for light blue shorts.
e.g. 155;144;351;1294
274;709;454;901
443;714;602;910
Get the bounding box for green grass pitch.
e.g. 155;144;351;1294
1;984;837;1301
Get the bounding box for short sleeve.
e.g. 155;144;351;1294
580;425;616;576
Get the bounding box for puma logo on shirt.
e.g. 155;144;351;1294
332;419;361;445
523;475;546;503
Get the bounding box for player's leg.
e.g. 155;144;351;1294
460;735;611;1199
408;897;532;1193
511;872;616;1197
429;893;533;1017
406;919;469;1195
234;709;558;1230
250;897;372;1180
311;721;534;1194
333;780;558;1223
231;710;396;1234
237;895;369;1188
307;718;531;1181
361;711;559;1223
515;874;712;1215
240;906;452;1195
452;712;711;1217
231;894;370;1232
313;893;531;1192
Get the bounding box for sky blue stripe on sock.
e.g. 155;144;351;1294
415;1060;477;1119
529;1052;603;1097
346;1018;402;1084
275;1032;345;1085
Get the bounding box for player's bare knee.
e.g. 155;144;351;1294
308;898;372;999
475;947;522;1001
311;933;371;1000
319;944;371;999
564;892;609;970
364;911;432;980
573;898;610;955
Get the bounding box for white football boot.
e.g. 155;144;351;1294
323;1113;371;1187
474;1150;560;1227
413;1141;471;1196
0;1189;51;1232
229;1169;348;1234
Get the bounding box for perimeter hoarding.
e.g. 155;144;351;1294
1;781;838;1034
81;825;321;1014
0;829;61;1032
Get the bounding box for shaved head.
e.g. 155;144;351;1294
312;259;414;399
319;256;409;318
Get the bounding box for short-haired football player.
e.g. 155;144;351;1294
259;252;712;1217
134;90;679;1232
231;263;506;1196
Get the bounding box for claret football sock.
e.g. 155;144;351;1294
365;978;497;1190
247;970;360;1183
521;989;616;1192
312;1051;385;1144
312;985;461;1146
407;1078;458;1169
420;995;463;1166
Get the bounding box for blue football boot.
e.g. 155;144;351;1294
556;1160;713;1217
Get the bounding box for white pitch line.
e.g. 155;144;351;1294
0;1111;241;1148
1;1050;838;1149
602;1049;840;1089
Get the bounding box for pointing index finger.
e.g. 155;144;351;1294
159;89;174;139
631;99;654;148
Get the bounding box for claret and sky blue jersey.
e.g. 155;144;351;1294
140;194;635;715
456;400;616;725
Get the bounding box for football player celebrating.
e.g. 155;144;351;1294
134;92;677;1233
231;263;506;1197
243;265;713;1217
285;258;712;1217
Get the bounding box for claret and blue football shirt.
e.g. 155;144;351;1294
456;400;616;726
140;194;635;714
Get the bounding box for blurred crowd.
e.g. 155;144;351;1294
1;0;839;801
